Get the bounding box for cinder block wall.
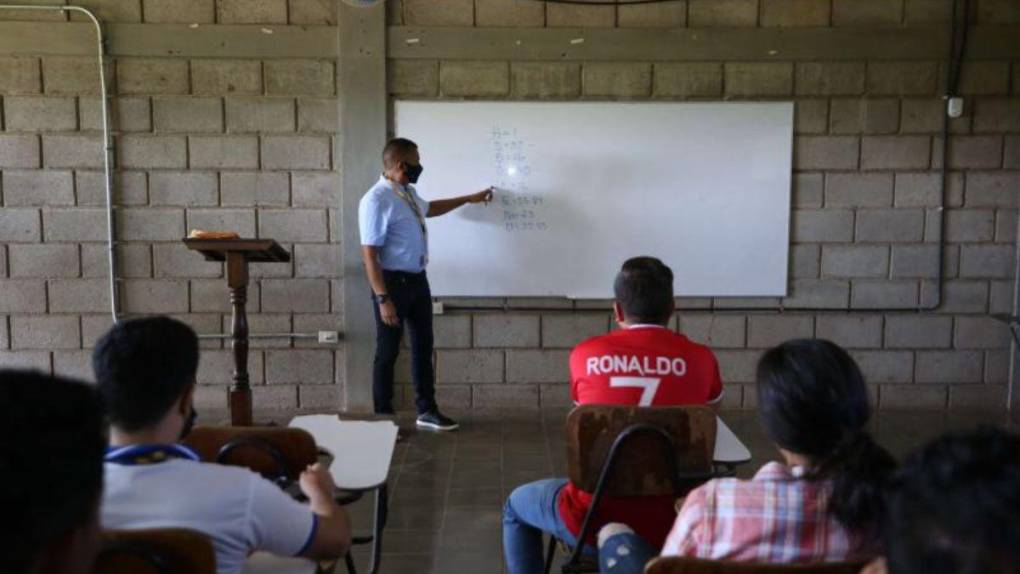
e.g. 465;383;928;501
0;0;341;413
0;0;1017;414
386;0;1019;411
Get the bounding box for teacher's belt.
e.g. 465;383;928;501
383;269;427;284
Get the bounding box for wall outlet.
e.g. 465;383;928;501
432;301;445;315
947;96;964;118
318;331;340;344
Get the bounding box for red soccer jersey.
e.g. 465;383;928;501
558;325;724;549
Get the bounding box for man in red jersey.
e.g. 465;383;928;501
502;257;723;574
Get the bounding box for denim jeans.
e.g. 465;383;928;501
503;478;595;574
598;531;657;574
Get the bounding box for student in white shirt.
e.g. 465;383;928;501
93;316;351;574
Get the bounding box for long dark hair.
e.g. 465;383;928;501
756;339;896;538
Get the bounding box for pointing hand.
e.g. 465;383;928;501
469;187;494;205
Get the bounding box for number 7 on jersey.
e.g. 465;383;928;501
609;376;661;407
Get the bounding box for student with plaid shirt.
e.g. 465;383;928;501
597;339;896;572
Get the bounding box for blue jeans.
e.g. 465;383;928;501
503;478;595;574
598;531;657;574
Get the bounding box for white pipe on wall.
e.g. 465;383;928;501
0;5;331;344
0;4;120;323
1011;216;1020;413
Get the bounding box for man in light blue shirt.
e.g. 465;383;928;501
359;137;493;430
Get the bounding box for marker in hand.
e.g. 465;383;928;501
471;186;495;205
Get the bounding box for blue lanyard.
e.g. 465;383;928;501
104;444;200;466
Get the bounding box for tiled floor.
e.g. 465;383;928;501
308;408;1019;574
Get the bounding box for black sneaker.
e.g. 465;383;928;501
416;410;459;431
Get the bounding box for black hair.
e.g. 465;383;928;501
884;427;1020;574
0;370;105;574
613;256;675;325
383;137;418;169
756;339;896;540
92;316;199;432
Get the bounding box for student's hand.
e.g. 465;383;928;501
299;463;337;506
468;187;494;204
379;301;400;327
860;558;888;574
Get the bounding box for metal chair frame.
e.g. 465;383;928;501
344;483;389;574
212;433;356;574
313;447;389;574
216;436;293;489
545;423;716;574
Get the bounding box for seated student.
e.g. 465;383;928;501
93;316;351;574
597;339;896;573
1;370;106;574
878;426;1020;574
503;256;724;574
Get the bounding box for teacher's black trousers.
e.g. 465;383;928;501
371;269;437;415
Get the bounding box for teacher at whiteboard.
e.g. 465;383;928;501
359;137;494;431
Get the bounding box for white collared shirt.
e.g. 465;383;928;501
102;447;316;574
358;176;431;272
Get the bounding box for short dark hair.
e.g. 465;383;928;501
613;256;675;324
383;137;418;169
93;316;199;432
0;370;105;574
885;427;1020;574
756;339;896;540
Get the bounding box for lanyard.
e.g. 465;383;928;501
392;182;429;267
104;444;200;466
393;186;427;237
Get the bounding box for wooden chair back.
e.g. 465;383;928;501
645;557;866;574
94;529;215;574
183;426;317;482
566;405;716;496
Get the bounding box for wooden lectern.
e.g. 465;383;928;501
183;238;290;426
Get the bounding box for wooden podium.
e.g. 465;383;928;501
183;238;290;426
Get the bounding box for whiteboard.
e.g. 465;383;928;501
394;101;793;298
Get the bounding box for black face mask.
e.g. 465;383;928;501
179;407;197;441
404;163;424;184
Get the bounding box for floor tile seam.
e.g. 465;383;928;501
437;432;460;533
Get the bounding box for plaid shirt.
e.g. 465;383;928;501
661;462;865;563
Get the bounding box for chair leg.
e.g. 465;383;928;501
344;552;357;574
543;535;557;574
367;484;387;574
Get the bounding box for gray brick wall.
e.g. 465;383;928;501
0;0;1017;414
382;0;1019;412
0;0;341;413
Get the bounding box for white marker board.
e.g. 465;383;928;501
394;101;793;298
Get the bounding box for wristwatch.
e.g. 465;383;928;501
376;293;391;304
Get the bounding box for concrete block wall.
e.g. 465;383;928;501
0;0;1017;414
0;0;340;413
384;0;1020;411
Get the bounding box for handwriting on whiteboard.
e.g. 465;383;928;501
491;126;549;233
